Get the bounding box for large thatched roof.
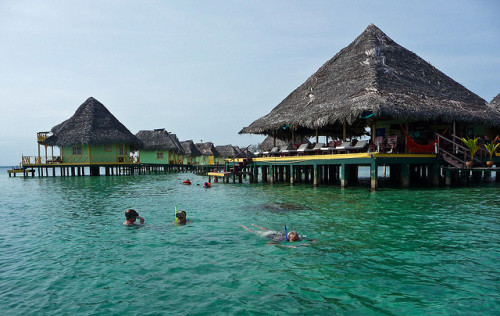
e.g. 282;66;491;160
136;128;184;154
195;142;221;157
44;97;143;150
240;24;500;137
180;140;202;157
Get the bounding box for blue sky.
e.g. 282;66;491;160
0;0;499;165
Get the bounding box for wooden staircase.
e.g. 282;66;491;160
436;134;482;168
227;146;253;175
229;158;252;174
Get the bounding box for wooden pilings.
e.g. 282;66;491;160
245;161;498;189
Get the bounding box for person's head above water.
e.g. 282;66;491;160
176;210;187;224
287;231;300;242
124;209;144;225
125;209;139;220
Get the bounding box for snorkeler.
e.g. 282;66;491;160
175;210;187;225
123;209;145;226
240;224;311;246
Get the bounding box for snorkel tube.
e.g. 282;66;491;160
285;225;289;242
175;205;178;224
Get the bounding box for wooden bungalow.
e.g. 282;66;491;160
180;140;202;165
136;128;184;165
232;24;500;188
26;97;143;175
240;24;500;151
195;142;221;166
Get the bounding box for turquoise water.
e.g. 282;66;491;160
1;168;499;315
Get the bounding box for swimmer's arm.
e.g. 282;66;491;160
139;217;145;224
251;224;269;231
240;225;256;233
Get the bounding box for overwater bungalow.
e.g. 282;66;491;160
214;145;240;164
195;142;221;166
180;140;202;165
23;97;143;176
235;24;500;188
136;128;184;165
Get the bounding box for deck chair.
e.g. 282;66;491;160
304;143;325;154
331;141;352;153
281;144;297;156
369;136;384;152
263;146;279;156
320;140;341;154
278;144;292;156
296;143;311;155
347;140;368;152
385;135;398;153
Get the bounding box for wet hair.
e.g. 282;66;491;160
287;231;300;241
125;209;139;220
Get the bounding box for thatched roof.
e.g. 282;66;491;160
136;128;184;154
490;93;500;110
240;24;500;137
44;97;143;150
195;142;221;157
180;140;202;157
215;145;240;157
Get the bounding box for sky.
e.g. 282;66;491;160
0;0;499;166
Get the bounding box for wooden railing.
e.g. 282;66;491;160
22;155;140;166
436;134;488;167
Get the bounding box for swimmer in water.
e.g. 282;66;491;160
123;209;145;226
240;224;312;247
175;210;187;225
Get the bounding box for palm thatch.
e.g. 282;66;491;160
490;93;500;110
180;140;202;157
215;145;240;157
44;97;143;150
136;128;184;154
240;24;500;138
195;142;221;157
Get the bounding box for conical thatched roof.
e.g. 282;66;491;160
240;24;500;137
490;93;500;110
180;140;202;157
195;142;221;157
136;128;184;154
44;97;143;150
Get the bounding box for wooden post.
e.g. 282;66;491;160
341;163;348;188
289;165;294;185
371;160;378;190
313;164;318;187
431;163;440;186
401;163;410;187
343;122;347;141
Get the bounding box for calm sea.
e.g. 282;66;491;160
0;167;499;315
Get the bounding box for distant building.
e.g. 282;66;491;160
136;128;184;164
43;97;142;165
